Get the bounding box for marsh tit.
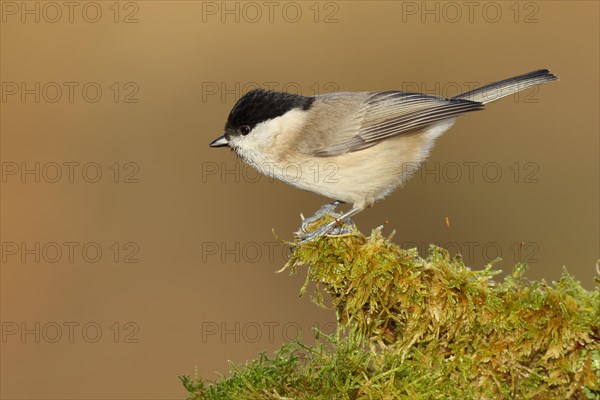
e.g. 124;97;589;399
209;69;558;241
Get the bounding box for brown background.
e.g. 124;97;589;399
1;1;598;398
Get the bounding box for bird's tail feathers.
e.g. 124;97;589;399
453;69;558;104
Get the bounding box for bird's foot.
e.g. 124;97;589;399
300;201;342;233
297;220;356;243
296;201;356;243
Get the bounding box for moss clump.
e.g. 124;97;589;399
183;222;600;399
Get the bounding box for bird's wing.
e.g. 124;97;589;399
304;91;484;157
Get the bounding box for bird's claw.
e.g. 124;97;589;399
297;221;356;243
297;217;355;244
300;201;342;233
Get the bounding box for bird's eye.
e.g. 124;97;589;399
240;126;251;136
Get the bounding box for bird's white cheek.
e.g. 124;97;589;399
250;121;282;149
239;109;308;152
230;123;281;168
255;109;308;147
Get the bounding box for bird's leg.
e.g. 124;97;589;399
298;206;362;243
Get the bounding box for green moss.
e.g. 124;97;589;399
183;220;600;399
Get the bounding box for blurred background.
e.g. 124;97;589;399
1;1;598;398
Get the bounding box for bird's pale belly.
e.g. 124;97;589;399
282;121;454;208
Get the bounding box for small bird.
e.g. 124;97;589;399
210;69;558;241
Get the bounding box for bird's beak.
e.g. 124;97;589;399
209;135;229;148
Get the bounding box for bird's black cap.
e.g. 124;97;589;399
225;89;315;133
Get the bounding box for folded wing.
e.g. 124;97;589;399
310;91;484;157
